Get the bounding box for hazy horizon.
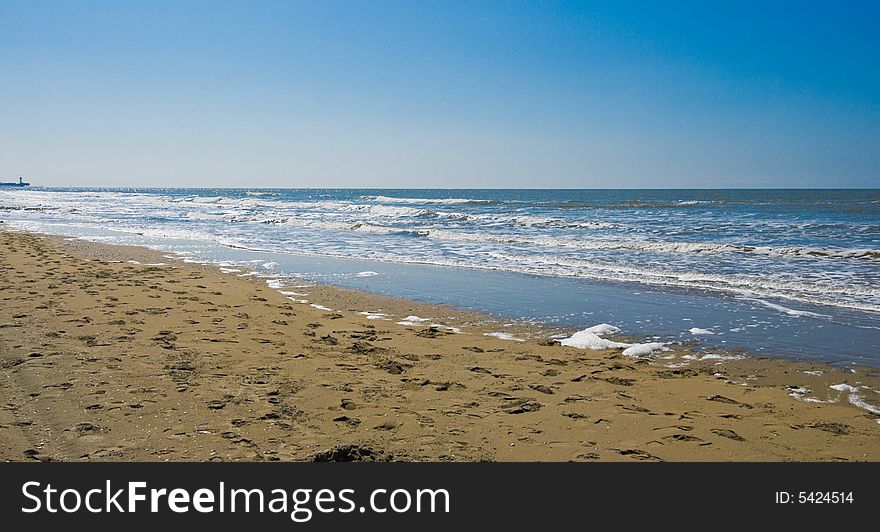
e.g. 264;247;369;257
2;1;878;188
14;185;880;191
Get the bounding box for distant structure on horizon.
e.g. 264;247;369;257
0;176;30;187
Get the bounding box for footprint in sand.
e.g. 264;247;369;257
662;434;704;443
711;428;746;442
616;449;663;462
333;415;361;428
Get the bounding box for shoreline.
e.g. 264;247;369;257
2;189;878;366
5;225;860;367
1;227;878;461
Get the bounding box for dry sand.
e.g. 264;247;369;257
1;228;878;461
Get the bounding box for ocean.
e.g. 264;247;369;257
1;188;878;366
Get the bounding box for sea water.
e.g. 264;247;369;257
1;188;878;366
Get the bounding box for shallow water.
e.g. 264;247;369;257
1;188;878;366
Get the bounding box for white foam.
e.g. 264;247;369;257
621;342;666;357
742;298;829;318
688;327;715;335
397;315;432;326
788;386;834;404
358;311;390;320
265;279;284;289
560;323;640;350
419;228;880;262
484;332;525;342
219;267;241;273
356;271;378;277
681;352;746;362
310;303;333;311
365;195;491;205
788;386;810;399
560;330;631;350
583;323;620;335
484;252;880;314
698;353;744;361
343;204;429;217
848;395;880;416
830;383;880;417
800;397;831;404
262;261;279;270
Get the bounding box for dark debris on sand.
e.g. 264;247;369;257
311;444;392;462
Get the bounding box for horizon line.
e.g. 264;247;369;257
15;185;880;191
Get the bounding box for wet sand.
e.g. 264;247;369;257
1;228;878;461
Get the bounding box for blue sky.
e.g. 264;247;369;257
1;0;878;188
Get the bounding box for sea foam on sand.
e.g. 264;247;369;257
560;323;667;356
397;316;431;326
787;383;880;421
682;352;745;362
622;342;666;357
560;331;629;350
358;311;390;320
831;384;880;418
484;332;525;342
582;323;620;335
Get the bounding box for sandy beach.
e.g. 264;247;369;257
1;228;878;462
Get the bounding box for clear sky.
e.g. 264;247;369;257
1;0;878;188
